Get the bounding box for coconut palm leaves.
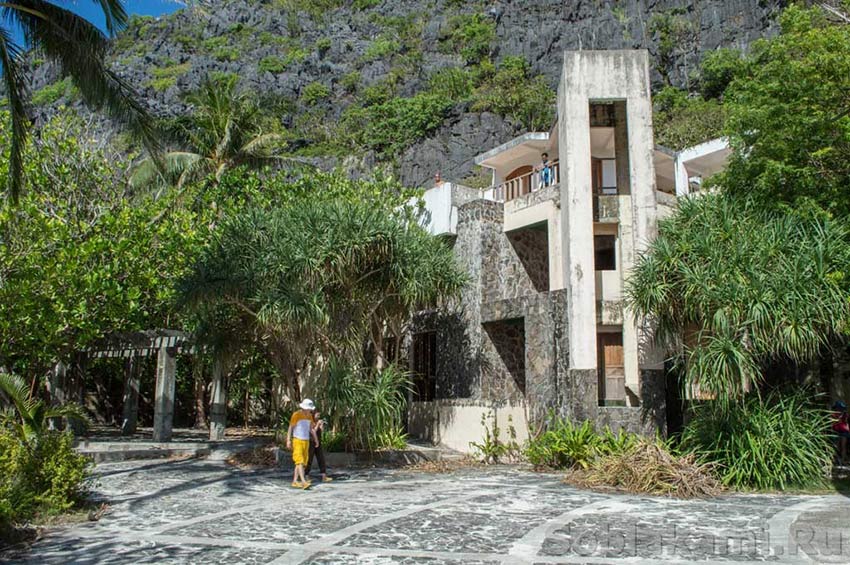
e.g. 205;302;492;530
626;194;850;401
0;372;88;443
179;195;467;402
130;75;286;195
1;1;159;202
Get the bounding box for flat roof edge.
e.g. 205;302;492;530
474;132;550;165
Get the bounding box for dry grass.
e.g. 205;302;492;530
566;440;722;499
402;457;484;474
226;445;278;469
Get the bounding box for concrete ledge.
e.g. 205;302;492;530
273;443;452;468
76;437;272;463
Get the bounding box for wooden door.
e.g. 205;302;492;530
597;332;625;404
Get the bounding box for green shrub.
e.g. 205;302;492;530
342;92;452;155
680;391;832;490
341;71;361;93
471;56;555;130
362;36;400;62
316;37;332;55
148;62;190;91
524;418;601;469
427;67;473;101
315;361;412;452
300;82;331;106
440;14;495;64
149;77;176;92
283;47;309;66
31;78;76;106
0;429;92;532
258;55;287;73
353;0;380;8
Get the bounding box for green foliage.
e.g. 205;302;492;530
342;93;453;155
316;37;332;55
440;14;495;65
362;36;401;62
698;48;745;99
258;55;287;74
719;5;850;217
653;86;725;150
300;82;331;106
202;36;240;61
470;412;521;464
30;78;77;106
315;360;412;452
179;179;465;407
0;427;92;533
427;66;474;101
471;56;555;130
0;112;199;374
681;391;832;490
148;62;190;92
626;195;850;400
275;0;343;20
524;416;639;470
353;0;380;9
341;71;361;93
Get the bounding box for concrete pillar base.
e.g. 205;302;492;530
209;359;227;441
153;347;177;442
121;356;140;436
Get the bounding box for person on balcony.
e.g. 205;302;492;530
538;153;553;187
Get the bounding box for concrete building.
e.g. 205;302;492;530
407;50;730;453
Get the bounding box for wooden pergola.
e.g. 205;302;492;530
82;329;227;442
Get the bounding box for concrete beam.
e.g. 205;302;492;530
153;346;177;442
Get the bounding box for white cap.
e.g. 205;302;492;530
299;398;315;410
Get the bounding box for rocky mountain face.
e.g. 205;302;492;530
30;0;787;189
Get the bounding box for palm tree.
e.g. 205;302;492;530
130;75;288;195
1;1;159;202
0;372;88;444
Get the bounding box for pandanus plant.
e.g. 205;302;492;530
0;372;88;445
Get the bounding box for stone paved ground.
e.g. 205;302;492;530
4;458;850;564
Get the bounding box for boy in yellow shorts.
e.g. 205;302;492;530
286;398;319;489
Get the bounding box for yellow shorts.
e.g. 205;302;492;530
291;438;309;466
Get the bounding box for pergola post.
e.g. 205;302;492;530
153;346;177;442
47;360;67;431
121;355;140;436
209;358;227;441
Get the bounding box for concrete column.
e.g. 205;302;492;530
558;54;597;371
47;361;67;431
209;358;227;441
67;354;88;434
673;154;690;197
153;346;177;442
121;355;140;436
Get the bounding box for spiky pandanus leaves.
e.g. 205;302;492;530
179;197;466;403
0;372;88;444
1;1;159;202
626;194;850;402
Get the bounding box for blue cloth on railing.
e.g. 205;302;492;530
539;165;553;187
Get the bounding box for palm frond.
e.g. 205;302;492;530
0;27;29;203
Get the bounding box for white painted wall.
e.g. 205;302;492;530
408;401;530;454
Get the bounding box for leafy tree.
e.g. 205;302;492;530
0;112;198;380
652;86;725;150
718;5;850;216
697;48;745;100
627;195;850;401
179;178;466;413
1;0;158;202
130;75;288;194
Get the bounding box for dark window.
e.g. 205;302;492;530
594;235;617;271
411;332;437;401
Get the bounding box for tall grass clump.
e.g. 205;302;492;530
524;415;640;470
680;391;832;490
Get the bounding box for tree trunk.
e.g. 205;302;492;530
193;360;207;429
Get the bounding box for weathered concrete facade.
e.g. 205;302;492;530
408;50;730;452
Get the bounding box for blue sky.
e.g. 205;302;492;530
12;1;182;46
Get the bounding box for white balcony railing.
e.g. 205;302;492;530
485;162;560;202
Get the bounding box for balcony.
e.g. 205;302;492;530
485;161;560;203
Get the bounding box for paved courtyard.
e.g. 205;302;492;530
5;458;850;564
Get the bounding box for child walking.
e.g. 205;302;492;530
286;398;319;489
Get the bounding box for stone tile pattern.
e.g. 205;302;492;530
6;459;848;565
